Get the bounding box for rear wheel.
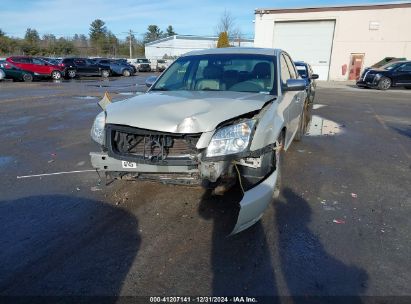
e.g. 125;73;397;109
22;73;33;82
122;69;131;77
51;70;62;80
272;133;285;199
101;70;110;78
294;103;307;141
405;86;411;90
377;77;391;90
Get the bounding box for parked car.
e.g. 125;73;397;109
356;60;411;90
6;56;65;80
59;58;111;78
90;48;307;234
151;59;170;72
132;58;151;72
115;59;137;74
0;68;5;80
0;62;36;82
294;61;319;104
94;58;135;77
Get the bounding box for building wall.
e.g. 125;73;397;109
145;36;254;60
254;5;411;80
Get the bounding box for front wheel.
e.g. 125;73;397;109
122;69;131;77
272;134;285;199
67;69;76;78
378;77;391;90
51;70;62;80
22;73;33;82
101;70;110;78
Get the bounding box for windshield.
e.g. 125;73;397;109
137;59;149;63
152;54;277;94
382;62;404;70
296;65;308;78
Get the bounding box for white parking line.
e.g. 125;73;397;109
17;169;97;179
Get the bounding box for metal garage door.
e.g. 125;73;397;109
273;20;335;80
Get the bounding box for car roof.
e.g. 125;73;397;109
183;47;281;57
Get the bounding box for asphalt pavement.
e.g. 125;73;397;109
0;76;410;301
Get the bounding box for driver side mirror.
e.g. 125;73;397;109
145;76;158;88
283;79;306;91
310;74;319;79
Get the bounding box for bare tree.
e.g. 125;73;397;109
215;10;241;45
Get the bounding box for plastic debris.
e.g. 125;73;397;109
47;159;55;163
51;153;57;157
351;193;358;198
76;187;80;191
333;219;346;224
90;186;102;192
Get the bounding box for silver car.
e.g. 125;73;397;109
90;48;307;234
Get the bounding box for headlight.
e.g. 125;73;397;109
206;120;255;157
374;73;382;81
91;111;106;145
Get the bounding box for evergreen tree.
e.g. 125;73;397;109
217;32;230;48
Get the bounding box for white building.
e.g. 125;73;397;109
145;35;254;60
254;2;411;80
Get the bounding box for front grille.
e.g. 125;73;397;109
107;124;200;166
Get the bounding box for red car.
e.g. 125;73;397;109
6;56;65;80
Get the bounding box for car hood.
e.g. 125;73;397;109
106;91;276;133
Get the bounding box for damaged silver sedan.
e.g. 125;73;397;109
90;48;308;234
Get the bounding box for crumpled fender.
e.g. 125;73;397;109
230;169;278;235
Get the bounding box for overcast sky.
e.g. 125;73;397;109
0;0;397;39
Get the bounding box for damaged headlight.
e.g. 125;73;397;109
206;120;255;157
90;111;106;145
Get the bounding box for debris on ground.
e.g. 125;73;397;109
351;193;358;198
76;187;80;191
333;219;346;224
47;159;55;163
90;186;102;191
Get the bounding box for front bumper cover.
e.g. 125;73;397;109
90;151;278;235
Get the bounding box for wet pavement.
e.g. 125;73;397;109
0;77;410;299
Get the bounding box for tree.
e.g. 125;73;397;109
89;19;107;54
165;25;177;37
144;25;163;43
24;28;40;44
217;32;230;48
215;10;240;43
89;19;107;41
0;29;5;37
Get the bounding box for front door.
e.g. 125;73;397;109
348;54;364;80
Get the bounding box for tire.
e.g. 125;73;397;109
67;69;76;79
377;77;391;90
101;70;110;78
122;69;131;77
272;133;285;199
22;73;33;82
405;86;411;90
294;103;306;141
51;70;62;80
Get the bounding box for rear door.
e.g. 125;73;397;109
31;58;50;75
10;57;32;72
394;63;411;85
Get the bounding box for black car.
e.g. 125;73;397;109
356;61;411;90
0;62;36;82
294;61;319;104
59;58;111;78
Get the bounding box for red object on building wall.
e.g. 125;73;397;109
342;64;347;75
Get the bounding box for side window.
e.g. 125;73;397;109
280;54;291;85
284;55;297;79
32;58;45;65
399;63;411;72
